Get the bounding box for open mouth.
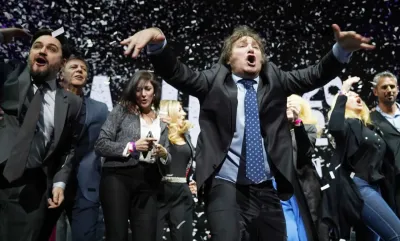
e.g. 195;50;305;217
247;55;256;66
74;75;84;80
356;98;362;104
35;56;48;66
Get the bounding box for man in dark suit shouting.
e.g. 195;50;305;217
121;24;374;240
0;28;83;241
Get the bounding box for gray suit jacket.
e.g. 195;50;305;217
0;62;82;186
95;104;170;167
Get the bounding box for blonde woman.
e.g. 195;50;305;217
328;76;400;241
274;94;320;241
157;100;195;241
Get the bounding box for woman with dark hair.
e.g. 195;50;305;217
156;100;196;241
95;70;171;241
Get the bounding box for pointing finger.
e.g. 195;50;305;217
332;24;341;39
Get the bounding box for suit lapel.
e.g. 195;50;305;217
222;71;238;134
257;65;270;109
17;67;31;115
78;97;91;140
374;111;400;136
159;121;169;149
184;133;195;160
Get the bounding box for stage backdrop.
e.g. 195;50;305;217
1;0;399;240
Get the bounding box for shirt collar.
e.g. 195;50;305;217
376;103;400;116
232;74;260;85
31;77;57;91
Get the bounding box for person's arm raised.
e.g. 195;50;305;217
279;24;375;96
121;28;216;100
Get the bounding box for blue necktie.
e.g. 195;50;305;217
240;79;267;183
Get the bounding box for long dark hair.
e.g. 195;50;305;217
119;70;161;113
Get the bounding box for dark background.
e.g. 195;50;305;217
1;0;399;240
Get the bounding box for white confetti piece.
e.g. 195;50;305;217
335;164;341;170
350;172;355;178
321;184;330;191
87;39;93;47
51;27;64;38
176;220;186;229
4;12;13;20
329;171;335;179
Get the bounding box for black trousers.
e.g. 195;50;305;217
157;182;194;241
205;178;287;241
37;176;102;241
100;163;160;241
0;166;48;241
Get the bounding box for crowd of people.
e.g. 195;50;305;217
0;21;400;241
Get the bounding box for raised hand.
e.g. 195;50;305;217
0;28;32;44
342;76;361;93
287;98;301;123
120;28;165;58
332;24;375;52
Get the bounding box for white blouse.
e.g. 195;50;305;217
138;116;161;163
122;116;162;164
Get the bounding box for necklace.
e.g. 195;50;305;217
141;111;156;123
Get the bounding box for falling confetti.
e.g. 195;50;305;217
1;0;399;240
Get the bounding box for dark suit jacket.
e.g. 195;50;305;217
149;45;344;200
322;95;397;240
290;124;320;241
75;97;108;202
371;110;400;218
371;110;400;171
0;62;82;186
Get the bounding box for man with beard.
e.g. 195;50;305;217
0;28;83;241
39;56;108;241
120;24;374;241
370;71;400;217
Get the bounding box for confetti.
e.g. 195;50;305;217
87;39;93;47
1;1;398;239
321;184;330;191
329;171;335;179
335;164;341;170
350;172;355;178
51;27;64;37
